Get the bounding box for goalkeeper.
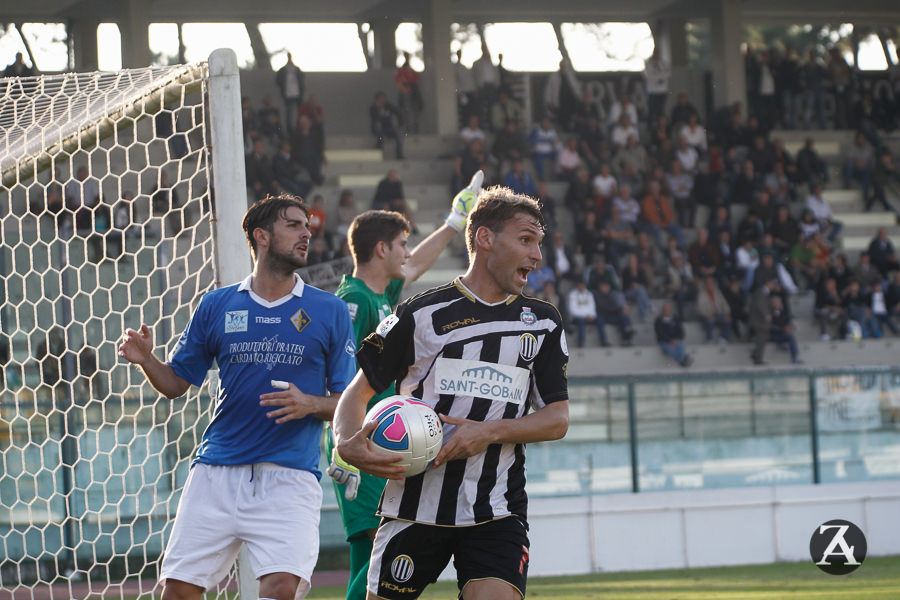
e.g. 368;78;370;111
325;170;483;600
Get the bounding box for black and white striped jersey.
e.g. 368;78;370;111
357;278;569;526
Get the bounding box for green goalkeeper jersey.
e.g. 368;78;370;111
330;274;405;540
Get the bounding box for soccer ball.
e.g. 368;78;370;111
365;395;443;477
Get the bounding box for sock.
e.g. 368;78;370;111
347;535;374;600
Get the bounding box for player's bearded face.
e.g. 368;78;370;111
488;214;543;295
267;208;310;271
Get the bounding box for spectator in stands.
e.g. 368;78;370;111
241;96;259;144
595;280;635;347
842;280;882;339
592;163;618;216
246;139;278;201
852;91;887;145
708;205;732;241
885;271;900;331
868;228;900;277
291;115;324;186
618;163;646;200
798;207;822;240
604;205;635;269
775;47;800;129
749;190;777;231
567;280;598;348
721;277;747;340
635;231;664;291
529;117;561;180
796;138;829;185
65;165;101;234
578;115;608;174
770;295;801;363
641;180;684;248
827;47;852;130
454;50;477;120
815;277;847;340
870;150;900;213
544;57;581;129
556;137;583;182
565;168;594;217
576;210;605;263
731;159;763;206
490;89;524;131
272;139;312;199
453;137;489;193
666;251;697;318
644;48;671;128
614;135;650;178
674;136;699;174
525;259;556;296
800;49;827;130
503;159;539;198
299;93;325;145
804;183;843;245
670;92;699;131
749;278;779;365
572;89;601;135
306;236;333;266
621;252;652;322
536;182;558;234
537;281;565;323
697;275;731;343
748;135;776;175
335;189;356;242
666;159;695;228
275;52;304;132
610;114;639;150
307;194;327;243
828;252;853;292
473;42;499;121
755;50;778;132
688;227;719;279
679;114;708;155
372;170;416;231
608;93;639;131
655;301;692;367
4;52;34;77
546;231;576;282
459;114;486;146
844;132;875;206
370;91;404;159
395;52;422;133
257;94;282;141
853;251;884;296
493;119;530;174
791;232;830;291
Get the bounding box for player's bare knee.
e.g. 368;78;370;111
160;579;204;600
259;572;302;600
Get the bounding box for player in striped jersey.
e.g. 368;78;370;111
334;187;569;600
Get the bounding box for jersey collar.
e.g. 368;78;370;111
238;273;305;308
454;277;517;306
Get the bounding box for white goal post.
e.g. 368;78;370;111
0;49;254;599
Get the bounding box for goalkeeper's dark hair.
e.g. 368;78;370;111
465;186;545;256
243;194;309;259
348;210;410;265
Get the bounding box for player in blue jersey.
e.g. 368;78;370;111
118;195;356;600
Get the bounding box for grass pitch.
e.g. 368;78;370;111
305;555;900;599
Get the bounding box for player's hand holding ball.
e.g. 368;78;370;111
445;169;483;232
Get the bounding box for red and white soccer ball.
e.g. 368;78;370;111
365;395;443;477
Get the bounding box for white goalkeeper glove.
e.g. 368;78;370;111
326;447;360;501
445;169;484;232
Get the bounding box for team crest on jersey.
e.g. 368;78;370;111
520;307;536;326
519;333;538;361
345;338;357;356
291;308;311;333
225;310;248;333
391;555;414;582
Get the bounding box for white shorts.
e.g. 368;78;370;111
159;462;322;590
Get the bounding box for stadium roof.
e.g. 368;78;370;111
2;0;899;23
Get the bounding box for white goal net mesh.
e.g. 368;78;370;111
0;64;240;598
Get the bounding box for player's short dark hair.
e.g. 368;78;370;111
242;194;309;258
465;186;545;256
348;210;410;264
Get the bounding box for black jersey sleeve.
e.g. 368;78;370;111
530;312;569;409
357;300;415;395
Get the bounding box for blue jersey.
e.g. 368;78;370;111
168;275;356;477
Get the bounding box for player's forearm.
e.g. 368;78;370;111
309;394;339;421
333;371;377;442
136;354;190;399
486;401;569;444
405;225;457;284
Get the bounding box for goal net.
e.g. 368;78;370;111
1;53;249;598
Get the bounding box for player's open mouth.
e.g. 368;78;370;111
516;267;532;282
